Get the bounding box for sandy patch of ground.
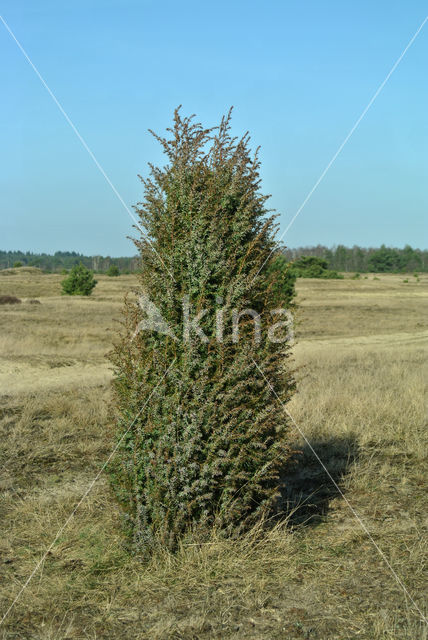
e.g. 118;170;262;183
0;356;112;397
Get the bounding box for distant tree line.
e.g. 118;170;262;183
282;244;427;273
0;250;140;273
1;245;427;274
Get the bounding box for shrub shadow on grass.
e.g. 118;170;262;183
278;435;359;526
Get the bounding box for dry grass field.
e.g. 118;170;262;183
0;269;427;639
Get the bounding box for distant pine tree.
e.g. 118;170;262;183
61;263;97;295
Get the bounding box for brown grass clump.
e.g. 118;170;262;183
0;295;21;304
0;273;427;639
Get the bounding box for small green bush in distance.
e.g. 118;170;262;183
107;264;120;277
61;263;97;296
290;256;343;279
109;108;295;554
13;261;23;268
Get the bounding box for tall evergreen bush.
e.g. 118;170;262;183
109;109;295;552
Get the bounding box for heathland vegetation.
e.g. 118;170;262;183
0;269;426;638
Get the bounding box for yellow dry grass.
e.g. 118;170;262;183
0;271;427;639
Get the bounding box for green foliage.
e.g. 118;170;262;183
61;263;97;296
107;264;120;277
281;244;428;273
13;261;22;268
290;256;343;279
0;250;140;273
109;109;295;553
367;244;422;273
368;246;402;272
352;272;361;279
1;243;428;274
266;254;296;307
61;268;68;275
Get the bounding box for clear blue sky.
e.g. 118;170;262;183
1;1;427;256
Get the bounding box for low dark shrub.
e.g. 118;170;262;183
0;295;21;304
290;256;343;279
